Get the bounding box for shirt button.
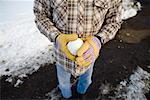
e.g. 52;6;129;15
104;5;108;8
78;33;83;37
64;6;67;11
80;16;84;20
80;32;83;34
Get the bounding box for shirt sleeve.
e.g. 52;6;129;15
96;0;123;44
33;0;61;42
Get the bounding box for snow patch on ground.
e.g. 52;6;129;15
116;67;150;100
122;0;142;20
97;67;150;100
45;87;62;100
0;14;55;84
14;79;23;87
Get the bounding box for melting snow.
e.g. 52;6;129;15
122;0;142;20
0;14;55;83
116;67;150;100
97;67;150;100
45;87;62;100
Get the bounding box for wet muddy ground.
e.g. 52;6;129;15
1;0;150;99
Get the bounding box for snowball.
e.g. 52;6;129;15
67;38;83;55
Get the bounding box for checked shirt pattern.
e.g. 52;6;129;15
34;0;122;76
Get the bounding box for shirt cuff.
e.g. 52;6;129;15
95;35;104;46
50;31;61;42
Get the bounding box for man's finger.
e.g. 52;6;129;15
83;47;93;59
76;56;84;63
76;56;87;66
87;37;101;58
76;54;91;64
84;55;93;63
81;61;91;67
77;41;90;57
76;56;92;67
61;46;76;61
66;34;78;41
78;60;86;66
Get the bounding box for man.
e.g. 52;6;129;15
34;0;122;99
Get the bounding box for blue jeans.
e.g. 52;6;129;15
56;63;94;98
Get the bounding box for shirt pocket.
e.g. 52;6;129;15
52;0;68;29
92;0;109;31
52;0;65;9
94;0;109;9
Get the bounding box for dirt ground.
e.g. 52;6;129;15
1;0;150;99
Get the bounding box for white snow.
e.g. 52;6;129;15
116;67;150;100
122;0;142;20
45;87;62;100
14;79;23;87
96;67;150;100
0;0;34;23
0;0;55;84
0;14;55;79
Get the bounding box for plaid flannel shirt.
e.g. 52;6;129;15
34;0;122;77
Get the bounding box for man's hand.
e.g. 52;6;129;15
76;36;101;67
86;36;101;59
56;34;78;61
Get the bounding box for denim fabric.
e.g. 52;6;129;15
56;63;94;98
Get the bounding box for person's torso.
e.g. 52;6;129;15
50;0;110;37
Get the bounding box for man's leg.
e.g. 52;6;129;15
77;63;94;94
56;64;72;98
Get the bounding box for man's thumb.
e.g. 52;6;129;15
66;34;78;41
77;41;90;57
